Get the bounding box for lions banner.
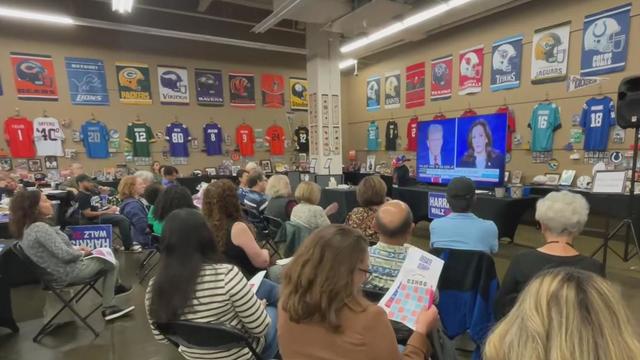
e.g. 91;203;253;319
289;77;308;110
384;70;401;109
580;3;631;76
491;35;523;92
366;75;381;111
10;52;59;101
261;73;285;108
531;22;571;84
458;45;484;95
158;65;189;105
229;72;256;108
430;55;452;101
405;62;425;109
116;63;152;104
195;68;224;106
65;57;109;105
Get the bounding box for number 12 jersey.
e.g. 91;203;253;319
126;122;154;157
580;96;615;151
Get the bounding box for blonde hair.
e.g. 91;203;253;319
485;268;640;360
536;191;589;236
266;174;291;198
117;176;140;199
295;181;321;205
356;175;387;207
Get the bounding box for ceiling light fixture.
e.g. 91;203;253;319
339;59;357;70
0;6;74;25
112;0;134;14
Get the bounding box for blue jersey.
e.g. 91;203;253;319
165;123;191;157
81;120;109;158
203;123;223;155
367;122;379;150
528;102;561;152
580;96;615;151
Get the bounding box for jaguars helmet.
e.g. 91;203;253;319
492;44;517;72
584;17;625;53
230;77;250;96
535;32;566;63
196;74;219;93
292;82;307;99
160;70;187;94
460;52;482;78
385;76;399;98
432;63;449;86
16;60;52;86
118;67;145;91
367;80;379;100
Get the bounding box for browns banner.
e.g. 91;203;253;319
229;72;256;108
116;63;152;104
261;73;285;108
289;77;308;110
405;62;425;109
430;55;452;101
10;52;59;101
458;44;484;95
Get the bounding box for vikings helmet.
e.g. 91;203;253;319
432;63;449;86
118;67;145;91
460;52;482;78
160;70;187;94
492;44;517;72
16;60;51;86
584;17;625;53
535;32;566;63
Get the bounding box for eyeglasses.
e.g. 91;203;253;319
358;268;372;281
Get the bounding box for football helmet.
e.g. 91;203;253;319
367;80;379;99
230;77;250;96
160;70;187;94
432;63;449;86
385;76;399;97
16;60;52;86
196;74;219;93
535;32;566;63
460;52;482;78
292;82;307;99
118;67;145;91
492;44;517;72
584;17;625;53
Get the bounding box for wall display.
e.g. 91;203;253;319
116;63;152;104
0;158;12;171
366;76;381;111
458;45;484;95
293;126;309;154
236;123;255;157
529;102;561;152
567;74;605;92
569;128;584;144
592;170;626;193
491;35;523;92
165;122;192;158
203;122;224;156
289;77;308;110
367;121;379;151
531;22;571;84
612;126;625;144
406;116;419;152
504;170;510;183
34;116;64;156
580;3;631;76
384;70;401;109
332;127;341;156
10;52;58;101
544;173;560;185
366;155;375;172
194;68;224;106
3;116;36;158
547;158;560;171
265;124;285;155
430;55;452;100
385;120;399;151
321;94;330;125
331;94;340;126
125;122;155;157
65;57;109;105
261;73;285;108
28;159;42;172
580;96;615;151
44;156;58;169
559;169;576;185
228;72;256;108
405;62;425;109
495;106;516;152
157;65;189;105
260;159;273;173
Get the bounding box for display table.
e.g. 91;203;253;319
320;188;358;224
342;172;394;197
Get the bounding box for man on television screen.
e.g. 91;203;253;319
425;124;452;167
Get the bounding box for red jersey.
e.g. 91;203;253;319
265;125;285;155
406;116;419;151
496;106;516;152
4;117;35;158
460;109;478;117
236;124;255;157
432;113;447;120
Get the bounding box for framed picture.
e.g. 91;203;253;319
544;173;561;185
504;170;510;183
511;170;523;184
309;159;317;173
559;169;576;186
592;170;626;194
44;156;58;169
366;155;376;173
28;159;42;172
0;158;12;171
231;166;241;175
323;158;332;169
205;167;217;176
260;160;273;174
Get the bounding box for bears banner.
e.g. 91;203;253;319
430;55;452;101
261;73;285;108
458;45;484;95
10;52;58;101
366;76;381;111
194;68;224;106
491;35;523;92
116;63;152;104
531;22;571;84
580;3;631;76
384;71;401;109
158;65;189;105
65;57;109;105
289;77;308;110
405;62;425;109
229;72;256;108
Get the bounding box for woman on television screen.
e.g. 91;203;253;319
459;119;504;169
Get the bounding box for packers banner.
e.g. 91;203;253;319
580;3;631;76
289;77;308;110
384;70;401;109
261;73;285;108
10;52;59;101
158;65;189;105
458;45;484;95
194;68;224;106
531;22;571;84
65;57;109;105
229;72;256;108
116;63;152;104
405;62;425;109
430;55;452;101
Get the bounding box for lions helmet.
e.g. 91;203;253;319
460;52;482;78
160;70;187;94
367;80;379;100
16;60;52;86
118;67;145;91
432;63;449;86
584;17;625;53
196;74;219;93
385;76;399;98
74;74;101;93
292;82;307;99
534;32;566;63
230;76;250;96
492;44;517;72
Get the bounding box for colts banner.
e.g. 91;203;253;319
116;63;152;104
405;62;425;109
289;77;308;110
458;45;484;95
195;68;224;106
10;52;58;101
491;35;523;92
229;72;256;108
366;76;381;111
158;65;189;105
580;3;631;76
430;55;452;101
531;22;571;84
384;71;401;109
65;57;109;105
261;73;285;108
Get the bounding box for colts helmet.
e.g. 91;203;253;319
196;74;219;93
230;76;250;96
492;44;517;72
160;70;187;94
118;67;145;91
432;63;449;86
584;17;625;53
16;60;52;86
460;52;482;78
535;32;566;63
367;80;379;99
292;81;307;99
385;76;399;98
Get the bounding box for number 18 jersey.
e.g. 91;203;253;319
528;102;561;152
580;96;615;151
165;123;192;157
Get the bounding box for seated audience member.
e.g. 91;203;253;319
143;183;163;212
203;180;270;277
134;170;155;188
494;191;604;320
0;171;19;198
485;268;640;360
345;175;388;243
151;161;162;183
149;185;195;236
264;174;296;223
76;174;142;252
245;161;259;173
11;190;135;320
161;166;179;187
429;176;498;254
118;176;151;248
290;181;334;230
236;169;250;203
58;162;85;193
279;225;439;359
243;170;269;231
146;208;278;359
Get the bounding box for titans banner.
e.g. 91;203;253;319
430;55;452;101
580;3;631;76
405;62;425;109
65;57;109;105
10;52;58;101
491;35;523;92
229;72;255;108
366;75;381;111
458;45;484;95
261;73;285;108
116;63;152;104
195;68;223;106
158;65;189;105
384;71;401;109
289;77;308;110
531;22;571;84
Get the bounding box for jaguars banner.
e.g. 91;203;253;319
580;3;631;76
458;45;484;95
366;75;381;111
116;63;152;104
289;77;308;110
430;55;452;101
531;22;571;84
10;52;58;101
158;65;189;105
261;73;285;108
65;57;109;105
491;35;523;92
405;62;425;109
194;68;223;106
229;72;255;108
384;70;401;109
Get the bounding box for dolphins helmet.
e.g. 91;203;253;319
292;82;307;99
385;76;399;97
230;76;250;96
118;67;145;91
160;70;187;94
432;63;449;86
367;80;379;99
492;44;517;72
460;52;482;78
16;60;52;86
584;17;625;53
535;32;566;63
196;74;219;93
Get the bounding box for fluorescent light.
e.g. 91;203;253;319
0;6;74;25
339;59;357;69
112;0;134;14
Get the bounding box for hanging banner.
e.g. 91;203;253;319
10;52;58;101
405;62;425;109
115;62;152;104
194;68;224;106
65;57;109;105
229;72;256;108
566;75;606;92
366;76;381;111
0;76;3;96
261;73;285;108
157;65;189;105
580;3;631;76
531;22;571;84
458;45;484;95
289;77;308;110
430;55;452;101
490;35;523;92
383;70;401;109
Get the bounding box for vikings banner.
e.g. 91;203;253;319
383;71;401;109
229;72;256;108
405;62;425;109
116;63;152;104
65;57;109;105
458;45;484;95
158;65;189;105
195;68;223;107
490;35;523;92
580;3;631;76
261;73;285;108
430;55;452;101
366;76;381;111
531;22;571;84
10;52;58;101
289;77;308;110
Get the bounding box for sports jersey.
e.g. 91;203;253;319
265;125;285;156
126;122;154;157
294;126;309;153
385;120;399;151
33;117;64;156
432;113;447;120
579;96;616;151
528;102;561;152
496;106;516;152
81;120;109;159
236;123;255;157
3;117;35;158
165;122;192;158
367;122;379;151
460;109;478;117
406;116;419;152
203;123;223;156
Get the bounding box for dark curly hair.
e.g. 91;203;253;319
202;179;244;251
152;185;196;221
10;190;45;239
462;119;499;162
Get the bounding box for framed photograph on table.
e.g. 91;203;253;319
205;167;217;176
511;170;522;184
44;156;58;169
592;170;626;194
544;173;560;185
28;159;42;172
260;160;273;174
559;169;576;186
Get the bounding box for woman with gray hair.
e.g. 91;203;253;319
494;191;604;320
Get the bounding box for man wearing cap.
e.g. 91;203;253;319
392;155;412;187
430;177;498;254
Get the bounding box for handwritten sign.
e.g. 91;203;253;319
67;225;112;249
428;192;451;219
592;171;626;194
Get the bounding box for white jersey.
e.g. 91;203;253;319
33;117;64;156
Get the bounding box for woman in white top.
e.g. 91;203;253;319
290;181;338;230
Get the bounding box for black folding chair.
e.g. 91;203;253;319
263;215;284;258
243;207;281;259
138;229;162;284
154;321;264;360
11;243;105;342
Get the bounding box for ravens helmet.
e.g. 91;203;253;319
535;32;566;63
118;67;145;91
16;60;52;86
196;74;219;93
160;70;187;94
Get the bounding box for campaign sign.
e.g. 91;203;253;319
428;192;451;219
68;225;112;249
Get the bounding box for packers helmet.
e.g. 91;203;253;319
535;32;566;63
118;67;145;91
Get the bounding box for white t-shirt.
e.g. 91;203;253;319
33;117;64;156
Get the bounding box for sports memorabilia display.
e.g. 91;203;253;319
10;52;58;101
384;71;401;109
491;35;523;92
165;122;192;157
406;116;419;152
195;68;224;106
367;121;379;151
496;106;517;153
116;63;152;104
531;22;571;84
265;124;286;155
125;121;155;157
529;102;561;152
430;55;452;100
293;125;309;153
579;96;615;151
261;73;285;108
33;116;64;156
80;120;110;159
4;116;36;158
289;77;308;110
405;62;425;109
458;45;484;95
229;72;256;108
236;123;255;157
65;57;109;105
460;108;478;117
385;120;399;151
157;65;190;105
203;122;224;156
366;76;381;111
580;3;631;76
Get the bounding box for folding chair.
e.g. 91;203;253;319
138;228;161;284
154;320;264;360
11;243;105;342
263;215;284;258
243;207;281;259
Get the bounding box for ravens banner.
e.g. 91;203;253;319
289;77;308;111
261;73;285;108
229;72;256;108
195;68;223;106
116;63;152;104
10;52;59;101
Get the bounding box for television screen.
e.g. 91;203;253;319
416;113;507;188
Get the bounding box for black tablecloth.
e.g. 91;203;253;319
342;172;394;197
320;188;358;224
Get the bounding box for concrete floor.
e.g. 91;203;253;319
1;223;639;360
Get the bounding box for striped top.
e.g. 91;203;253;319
145;263;270;360
367;243;409;291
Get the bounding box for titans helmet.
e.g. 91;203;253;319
230;76;250;96
584;17;625;53
292;82;307;99
432;63;449;86
367;80;379;100
16;60;52;86
535;32;566;63
196;74;219;93
160;70;187;94
492;44;517;72
460;52;482;78
385;76;399;98
118;67;145;91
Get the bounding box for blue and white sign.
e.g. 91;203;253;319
68;225;112;249
428;192;451;219
491;35;523;92
366;76;381;112
65;57;110;105
580;3;631;76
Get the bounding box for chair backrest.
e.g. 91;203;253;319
283;221;313;257
243;205;268;233
11;242;54;287
264;215;283;239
